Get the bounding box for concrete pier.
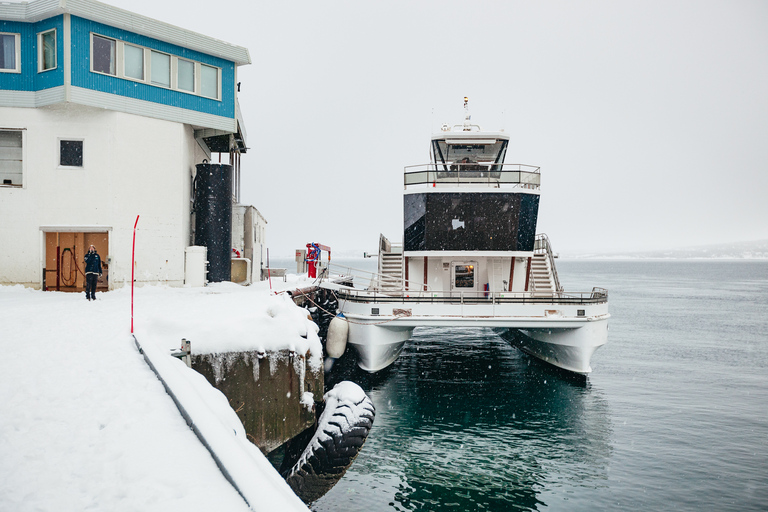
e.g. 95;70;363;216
193;350;323;454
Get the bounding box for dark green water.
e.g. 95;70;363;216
312;260;768;511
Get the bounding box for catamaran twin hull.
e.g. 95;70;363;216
324;284;609;375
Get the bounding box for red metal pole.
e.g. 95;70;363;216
524;256;532;292
56;245;60;292
131;215;139;333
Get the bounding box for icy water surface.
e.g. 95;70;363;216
313;260;768;511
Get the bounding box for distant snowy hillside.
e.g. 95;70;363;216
569;239;768;259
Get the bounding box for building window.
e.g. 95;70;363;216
92;35;116;75
60;140;84;168
123;43;144;80
201;64;218;99
177;58;195;92
38;29;57;72
89;33;222;100
150;50;170;87
0;130;23;186
0;32;20;73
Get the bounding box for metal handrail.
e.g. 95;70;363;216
332;286;607;305
404;163;541;189
326;262;426;293
534;233;562;292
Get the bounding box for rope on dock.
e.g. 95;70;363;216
292;287;411;326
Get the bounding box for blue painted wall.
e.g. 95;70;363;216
0;16;64;92
70;16;235;119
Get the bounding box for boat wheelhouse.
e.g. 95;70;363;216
320;99;609;375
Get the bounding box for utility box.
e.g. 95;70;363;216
295;249;307;274
185;246;207;287
231;258;251;285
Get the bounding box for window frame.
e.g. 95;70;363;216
37;28;57;73
199;63;221;100
58;138;85;169
122;42;145;81
149;49;171;88
0;32;21;74
0;128;25;188
90;33;116;76
176;57;196;93
88;32;222;101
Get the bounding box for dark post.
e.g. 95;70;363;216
194;163;233;282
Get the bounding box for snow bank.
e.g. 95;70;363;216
136;336;308;511
0;283;318;512
136;282;323;372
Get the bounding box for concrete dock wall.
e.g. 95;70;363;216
193;350;324;454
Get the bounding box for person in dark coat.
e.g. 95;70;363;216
84;245;102;301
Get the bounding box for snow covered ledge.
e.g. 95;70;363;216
0;283;321;511
134;335;309;511
133;282;327;509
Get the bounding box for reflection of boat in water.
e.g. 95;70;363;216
320;98;609;375
313;327;613;511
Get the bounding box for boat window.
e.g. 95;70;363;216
432;139;508;166
454;264;475;288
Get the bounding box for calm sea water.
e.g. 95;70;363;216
310;259;768;511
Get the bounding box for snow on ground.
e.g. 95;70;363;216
0;278;321;512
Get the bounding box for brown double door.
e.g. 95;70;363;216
44;232;109;292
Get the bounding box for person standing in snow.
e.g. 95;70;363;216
84;245;102;301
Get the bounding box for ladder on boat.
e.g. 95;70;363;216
377;234;404;291
530;234;563;296
530;253;556;296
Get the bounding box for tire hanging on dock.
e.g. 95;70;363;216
282;381;375;504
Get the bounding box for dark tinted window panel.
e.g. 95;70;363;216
404;194;427;251
60;140;83;167
517;193;540;251
404;192;539;252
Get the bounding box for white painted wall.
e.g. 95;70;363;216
409;256;530;294
232;204;267;283
511;257;529;292
0;104;206;288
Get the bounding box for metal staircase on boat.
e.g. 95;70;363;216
379;250;404;291
530;234;563;296
377;234;404;291
530;254;555;296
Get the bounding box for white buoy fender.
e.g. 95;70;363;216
326;314;349;358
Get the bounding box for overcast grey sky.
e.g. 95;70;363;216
106;0;768;257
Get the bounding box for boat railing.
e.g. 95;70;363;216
404;163;541;189
534;233;563;292
325;262;427;294
329;285;608;305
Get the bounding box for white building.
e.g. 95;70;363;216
0;0;266;291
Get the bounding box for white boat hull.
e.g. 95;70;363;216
346;321;414;372
338;296;609;375
495;317;609;374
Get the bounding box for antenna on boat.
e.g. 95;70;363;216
463;96;472;131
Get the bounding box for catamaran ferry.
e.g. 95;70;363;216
319;99;609;375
